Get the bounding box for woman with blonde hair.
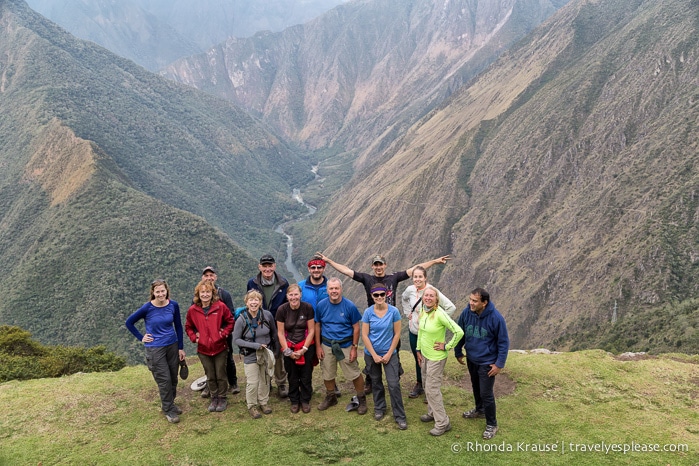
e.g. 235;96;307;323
416;286;463;436
185;280;234;413
401;266;456;398
125;279;185;423
233;290;277;418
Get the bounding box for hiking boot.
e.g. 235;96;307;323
462;408;485;419
301;403;311;413
248;406;262;419
207;398;218;412
165;412;180;424
397;420;408;430
374;411;384;421
170;405;183;415
261;404;272;414
278;384;288;398
420;413;434;423
334;384;342;397
229;383;241;394
356;395;368;415
483;425;499;440
408;382;424;398
201;386;211;398
215;397;228;412
430;423;452;436
290;403;300;414
318;393;338;411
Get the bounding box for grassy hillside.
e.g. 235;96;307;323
0;349;697;465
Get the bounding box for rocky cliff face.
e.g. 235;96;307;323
163;0;568;155
312;0;699;349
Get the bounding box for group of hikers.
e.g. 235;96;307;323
125;252;509;440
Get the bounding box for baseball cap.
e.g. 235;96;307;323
259;254;276;264
202;266;216;274
371;254;386;265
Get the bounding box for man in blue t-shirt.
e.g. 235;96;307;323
314;278;367;415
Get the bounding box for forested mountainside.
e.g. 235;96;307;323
307;0;699;350
25;0;347;71
162;0;569;155
0;0;310;360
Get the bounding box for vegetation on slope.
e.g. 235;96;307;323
0;325;125;382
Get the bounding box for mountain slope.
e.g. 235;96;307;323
0;0;307;358
308;0;699;350
162;0;569;155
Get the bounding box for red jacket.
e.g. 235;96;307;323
185;300;234;356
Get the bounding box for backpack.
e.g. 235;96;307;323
239;309;277;355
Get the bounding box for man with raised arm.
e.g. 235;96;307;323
317;252;451;392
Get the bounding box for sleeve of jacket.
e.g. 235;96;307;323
184;306;198;343
437;289;457;317
442;309;464;351
495;313;510;368
401;286;412;317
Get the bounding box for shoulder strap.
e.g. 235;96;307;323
411;296;423;313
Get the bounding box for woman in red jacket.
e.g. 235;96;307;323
185;280;234;412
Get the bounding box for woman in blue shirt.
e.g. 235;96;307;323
126;279;185;423
361;282;407;430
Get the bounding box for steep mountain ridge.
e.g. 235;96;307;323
162;0;568;155
25;0;348;71
310;0;699;349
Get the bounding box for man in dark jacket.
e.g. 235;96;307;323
247;254;289;397
455;288;509;441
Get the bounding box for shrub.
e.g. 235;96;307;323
0;326;126;382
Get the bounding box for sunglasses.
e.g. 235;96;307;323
372;292;386;298
309;265;325;270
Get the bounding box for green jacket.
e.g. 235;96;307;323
416;305;464;361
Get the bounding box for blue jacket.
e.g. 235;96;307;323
298;276;328;310
247;272;288;318
454;301;509;368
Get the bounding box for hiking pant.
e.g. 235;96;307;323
145;342;179;415
365;352;406;423
421;357;449;429
199;350;228;398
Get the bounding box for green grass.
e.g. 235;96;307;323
1;349;697;465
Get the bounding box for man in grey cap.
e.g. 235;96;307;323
199;266;240;397
247;254;290;397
